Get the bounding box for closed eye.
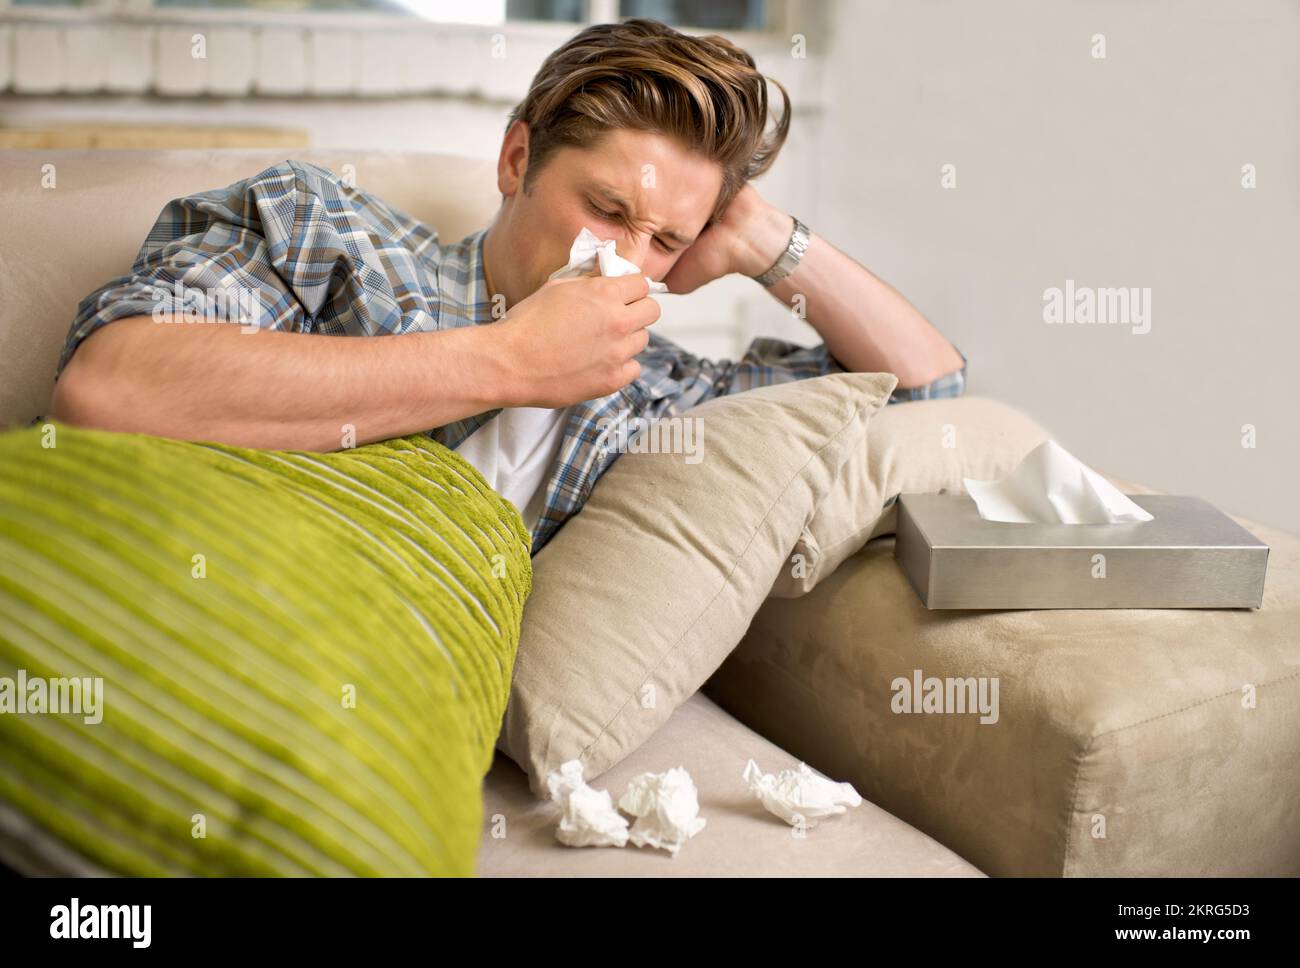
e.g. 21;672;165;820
587;201;621;222
586;199;679;253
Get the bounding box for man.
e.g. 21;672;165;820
49;18;966;555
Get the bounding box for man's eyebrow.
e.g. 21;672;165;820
591;186;697;247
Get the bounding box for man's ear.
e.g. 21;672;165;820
497;120;530;197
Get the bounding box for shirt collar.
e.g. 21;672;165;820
439;226;492;327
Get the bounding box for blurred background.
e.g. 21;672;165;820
1;0;1296;531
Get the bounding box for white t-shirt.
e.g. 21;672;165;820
454;406;571;537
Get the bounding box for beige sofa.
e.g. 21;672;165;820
0;150;980;877
3;151;1297;877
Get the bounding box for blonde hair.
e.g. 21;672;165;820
506;18;791;224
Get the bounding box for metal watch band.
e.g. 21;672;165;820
751;216;810;287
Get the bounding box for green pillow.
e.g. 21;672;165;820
0;423;531;876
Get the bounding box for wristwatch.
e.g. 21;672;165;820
751;216;810;287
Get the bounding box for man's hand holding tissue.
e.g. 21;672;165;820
493;273;661;408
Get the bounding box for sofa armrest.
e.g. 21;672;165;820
705;509;1300;876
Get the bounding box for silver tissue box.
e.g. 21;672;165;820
894;493;1269;610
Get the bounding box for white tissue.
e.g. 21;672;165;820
617;767;707;856
545;760;629;848
962;439;1154;524
742;759;863;828
547;226;670;293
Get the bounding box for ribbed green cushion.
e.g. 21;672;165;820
0;422;531;876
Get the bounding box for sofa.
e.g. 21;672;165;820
2;150;1296;877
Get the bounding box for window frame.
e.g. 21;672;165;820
0;0;791;36
0;0;805;99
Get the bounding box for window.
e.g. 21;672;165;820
150;0;508;16
506;0;584;22
618;0;765;30
7;0;768;29
0;0;786;100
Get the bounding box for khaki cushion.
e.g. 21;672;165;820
479;692;983;876
706;471;1300;876
770;395;1050;597
498;372;899;798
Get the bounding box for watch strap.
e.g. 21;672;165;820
752;216;810;287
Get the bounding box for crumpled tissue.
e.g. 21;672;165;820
545;760;629;848
617;767;707;856
962;439;1154;524
547;226;670;293
544;761;706;855
742;759;863;828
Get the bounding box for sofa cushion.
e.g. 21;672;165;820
479;691;983;876
706;472;1300;876
498;372;899;798
769;395;1050;597
0;423;531;875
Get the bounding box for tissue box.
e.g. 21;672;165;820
894;493;1269;609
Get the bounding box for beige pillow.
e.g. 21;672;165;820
498;371;899;797
768;395;1051;598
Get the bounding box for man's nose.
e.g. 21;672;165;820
618;233;652;270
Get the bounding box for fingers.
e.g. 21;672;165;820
618;358;642;385
622;292;661;331
603;272;652;304
615;325;651;361
606;276;660;335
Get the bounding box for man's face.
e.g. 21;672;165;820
490;124;724;304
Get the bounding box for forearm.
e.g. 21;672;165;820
50;317;518;451
743;212;964;387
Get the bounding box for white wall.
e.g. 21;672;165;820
809;0;1299;533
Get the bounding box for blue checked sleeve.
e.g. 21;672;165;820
57;166;311;376
719;336;968;405
56;160;444;377
882;345;968;403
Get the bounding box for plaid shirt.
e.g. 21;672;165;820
61;160;968;555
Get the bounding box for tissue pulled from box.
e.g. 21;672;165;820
742;759;863;828
547;226;670;293
545;760;629;848
962;439;1154;524
617;767;707;855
